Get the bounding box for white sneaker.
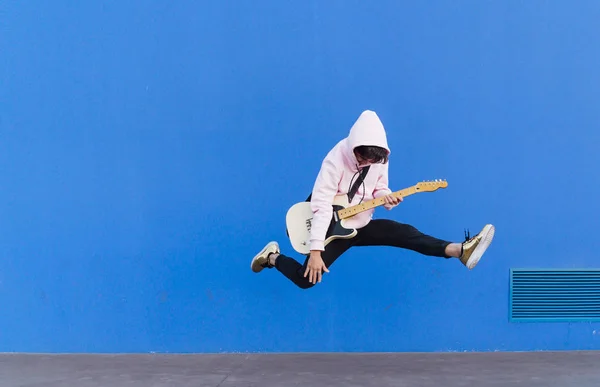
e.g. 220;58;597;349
251;241;280;273
459;224;495;270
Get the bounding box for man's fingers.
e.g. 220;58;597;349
304;262;329;284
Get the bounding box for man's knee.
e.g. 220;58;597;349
294;272;316;289
298;281;316;290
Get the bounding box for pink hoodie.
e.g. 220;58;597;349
309;110;392;251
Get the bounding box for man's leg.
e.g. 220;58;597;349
353;219;453;257
251;238;353;289
353;219;495;269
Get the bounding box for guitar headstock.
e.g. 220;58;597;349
415;179;448;192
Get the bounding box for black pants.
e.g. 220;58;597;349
275;219;452;289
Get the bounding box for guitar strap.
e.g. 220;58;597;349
305;165;370;203
346;165;370;202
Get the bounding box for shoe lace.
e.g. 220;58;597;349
460;229;474;259
464;229;472;242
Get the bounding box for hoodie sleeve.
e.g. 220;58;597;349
372;163;393;208
309;152;342;251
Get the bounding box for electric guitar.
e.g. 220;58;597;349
285;179;448;255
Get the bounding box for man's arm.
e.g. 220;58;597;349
372;162;394;208
309;155;341;251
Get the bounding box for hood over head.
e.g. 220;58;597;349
345;110;390;165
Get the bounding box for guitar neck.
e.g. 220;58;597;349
337;186;419;220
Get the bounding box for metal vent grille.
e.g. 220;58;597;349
510;269;600;322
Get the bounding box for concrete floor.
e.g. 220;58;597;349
0;351;598;387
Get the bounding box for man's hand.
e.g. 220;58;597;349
304;250;329;284
383;194;403;209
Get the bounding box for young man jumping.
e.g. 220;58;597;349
251;110;495;289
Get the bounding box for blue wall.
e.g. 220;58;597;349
2;1;600;353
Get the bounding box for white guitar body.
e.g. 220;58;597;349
285;194;357;255
285;180;448;255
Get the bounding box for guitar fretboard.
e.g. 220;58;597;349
337;186;419;220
